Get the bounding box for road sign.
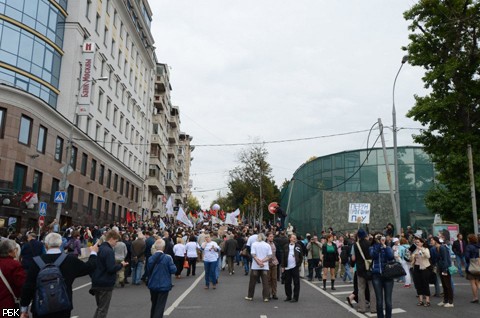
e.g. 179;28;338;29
38;215;45;227
54;191;66;203
39;202;47;216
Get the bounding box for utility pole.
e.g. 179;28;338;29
467;144;479;235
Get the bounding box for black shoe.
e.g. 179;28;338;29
271;295;278;300
346;296;353;308
284;298;292;302
290;299;298;303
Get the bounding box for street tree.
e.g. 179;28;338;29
403;0;480;232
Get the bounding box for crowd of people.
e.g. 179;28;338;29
0;218;479;318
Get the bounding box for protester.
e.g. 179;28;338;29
146;238;177;318
173;237;186;278
281;233;303;302
411;237;431;307
201;234;220;289
131;232;146;285
266;231;279;300
352;228;376;314
322;234;339;291
431;236;454;307
245;233;272;302
20;232;45;271
20;233;98;318
0;239;26;311
90;230;128;318
370;234;395;318
185;235;199;276
465;233;480;303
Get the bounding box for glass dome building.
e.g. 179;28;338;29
280;146;436;236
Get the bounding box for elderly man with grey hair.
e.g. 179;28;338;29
19;232;98;318
146;238;177;318
0;239;26;310
245;233;272;302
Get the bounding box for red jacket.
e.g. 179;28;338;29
0;256;26;310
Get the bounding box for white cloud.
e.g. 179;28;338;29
149;0;427;209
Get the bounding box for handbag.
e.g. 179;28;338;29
0;269;21;309
381;261;406;279
469;258;480;275
183;258;190;269
240;247;250;257
448;265;458;275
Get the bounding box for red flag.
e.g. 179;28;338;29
132;212;137;222
126;210;132;223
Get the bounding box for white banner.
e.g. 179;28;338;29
176;207;193;227
348;203;371;224
77;42;95;116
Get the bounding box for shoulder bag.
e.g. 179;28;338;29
0;268;20;309
381;260;406;279
356;242;372;279
469;248;480;275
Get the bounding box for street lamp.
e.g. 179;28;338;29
54;76;108;223
392;55;408;235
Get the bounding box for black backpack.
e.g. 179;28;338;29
340;244;350;265
33;253;72;316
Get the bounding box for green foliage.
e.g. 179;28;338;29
186;195;201;211
403;0;480;232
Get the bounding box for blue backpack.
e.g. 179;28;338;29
33;253;72;316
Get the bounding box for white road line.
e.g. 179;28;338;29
331;291;352;295
260;315;267;318
304;280;366;317
365;308;406;317
72;282;91;291
164;271;205;316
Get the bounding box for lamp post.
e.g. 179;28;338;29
54;71;108;223
392;55;408;235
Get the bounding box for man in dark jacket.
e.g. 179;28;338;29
351;229;376;314
20;233;45;271
452;234;467;277
224;234;238;275
281;233;303;302
142;231;155;282
91;230;127;318
19;233;97;318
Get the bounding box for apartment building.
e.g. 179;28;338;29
0;0;157;231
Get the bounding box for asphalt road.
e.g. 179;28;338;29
69;263;479;318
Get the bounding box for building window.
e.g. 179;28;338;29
98;89;104;112
105;199;110;216
91;159;97;181
130;184;134;200
103;27;108;46
113;107;118;127
106;99;111;119
66;185;74;209
113;174;118;192
96;196;102;218
125;181;130;197
112;202;116;221
86;0;91;20
50;178;60;203
99;164;105;185
135;187;139;203
0;108;6;138
106;169;112;188
81;153;88;176
119;177;124;194
87;193;94;215
18;115;33;145
55;137;63;162
95;13;100;33
35;125;47;153
32;170;43;195
13;163;27;192
70;146;78;170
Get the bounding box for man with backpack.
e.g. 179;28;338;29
19;232;98;318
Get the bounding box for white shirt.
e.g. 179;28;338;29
246;234;258;247
202;241;220;262
185;241;200;258
251;241;272;271
173;243;186;257
286;244;296;270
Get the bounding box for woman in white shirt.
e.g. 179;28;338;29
173;237;186;278
201;235;220;289
185;235;200;276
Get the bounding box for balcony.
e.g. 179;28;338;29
168;130;178;144
147;176;163;195
167;146;175;159
153;95;164;111
166;178;176;193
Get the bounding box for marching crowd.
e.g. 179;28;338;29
0;219;479;318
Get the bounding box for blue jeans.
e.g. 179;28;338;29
132;260;144;285
342;262;353;282
455;255;466;276
242;256;250;273
204;260;218;287
372;274;394;318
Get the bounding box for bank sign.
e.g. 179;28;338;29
77;42;95;116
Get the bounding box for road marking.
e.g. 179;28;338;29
304;280;366;317
331;291;352;295
164;271;205;316
364;308;406;317
72;282;91;291
260;315;267;318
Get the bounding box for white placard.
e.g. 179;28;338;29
348;203;371;224
77;42;95;116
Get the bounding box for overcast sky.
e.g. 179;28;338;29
149;0;427;210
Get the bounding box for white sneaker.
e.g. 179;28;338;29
437;302;445;306
444;303;454;308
